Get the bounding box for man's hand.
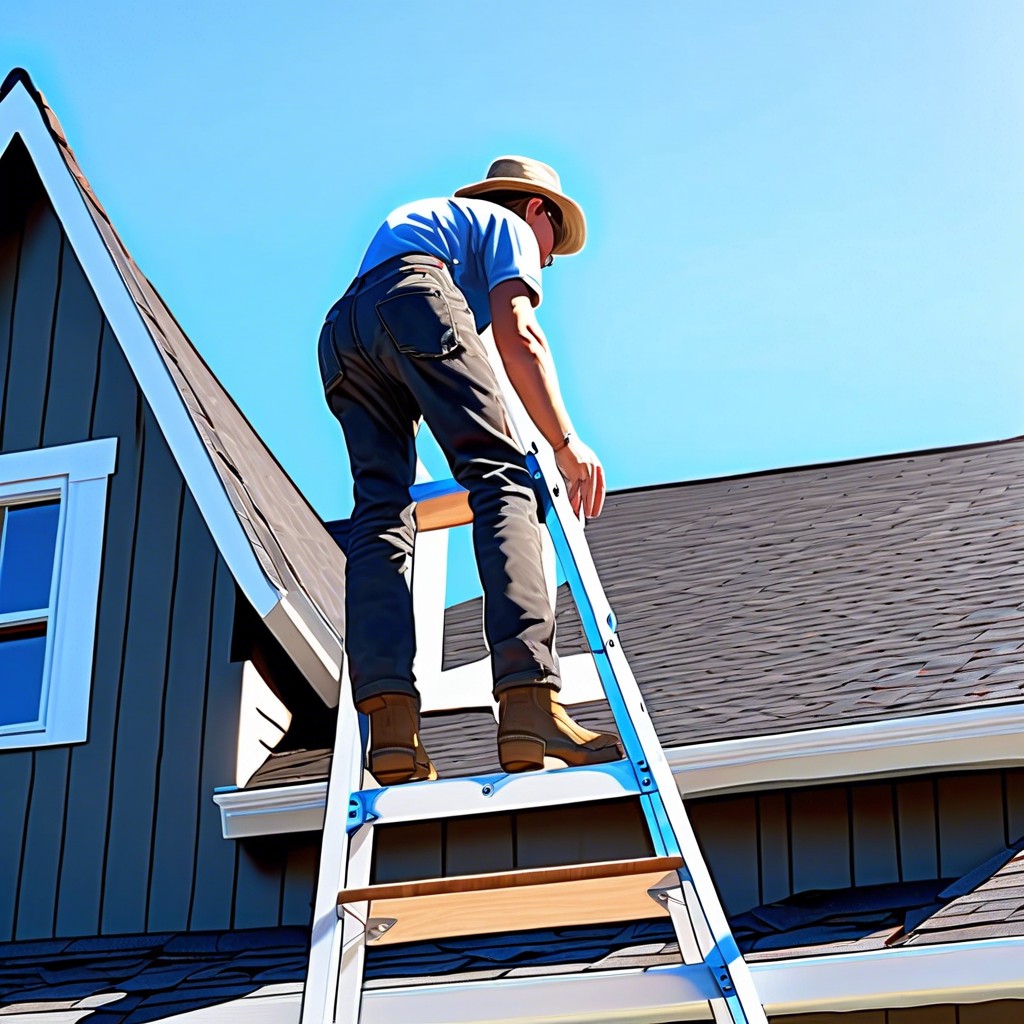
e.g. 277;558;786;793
554;437;606;519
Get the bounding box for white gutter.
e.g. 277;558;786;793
667;703;1024;798
213;702;1024;838
358;938;1024;1024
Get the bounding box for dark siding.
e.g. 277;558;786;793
188;558;245;931
851;784;899;887
692;771;1024;916
775;1005;1021;1024
41;243;103;448
0;757;32;941
15;748;70;939
146;495;218;932
1;198;60;451
0;153;314;940
1004;768;1024;844
54;330;143;937
100;408;185;935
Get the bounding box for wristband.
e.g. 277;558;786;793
552;433;572;453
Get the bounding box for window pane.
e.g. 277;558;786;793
0;502;60;614
0;633;46;726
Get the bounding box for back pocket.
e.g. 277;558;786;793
375;283;462;359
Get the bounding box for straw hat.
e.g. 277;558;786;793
454;156;586;256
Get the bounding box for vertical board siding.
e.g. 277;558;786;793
1004;768;1024;844
145;495;218;932
851;784;899;887
54;334;142;937
1;198;60;451
937;774;1006;878
0;756;33;941
41;243;103;448
758;793;790;905
790;788;851;893
232;838;287;931
281;839;318;928
445;815;515;877
100;407;184;935
689;797;759;916
894;779;940;882
189;558;245;931
0;225;19;422
14;748;70;939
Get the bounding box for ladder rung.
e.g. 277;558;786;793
352;760;644;827
338;854;681;905
410;479;471;532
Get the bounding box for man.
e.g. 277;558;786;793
318;156;622;784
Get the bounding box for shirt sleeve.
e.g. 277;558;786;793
480;210;544;306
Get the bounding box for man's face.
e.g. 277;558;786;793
524;197;557;267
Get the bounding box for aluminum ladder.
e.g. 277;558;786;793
301;336;768;1024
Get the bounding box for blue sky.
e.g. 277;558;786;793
4;2;1022;603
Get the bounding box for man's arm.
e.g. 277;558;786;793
489;279;605;518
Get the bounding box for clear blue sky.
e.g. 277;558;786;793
4;2;1022;603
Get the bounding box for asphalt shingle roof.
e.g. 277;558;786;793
445;438;1024;746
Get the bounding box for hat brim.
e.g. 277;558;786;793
454;177;586;256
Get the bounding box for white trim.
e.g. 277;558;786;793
668;703;1024;797
0;84;298;625
356;938;1024;1024
210;700;1024;837
214;781;329;839
0;438;116;749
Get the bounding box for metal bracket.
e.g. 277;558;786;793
345;792;379;834
365;917;397;943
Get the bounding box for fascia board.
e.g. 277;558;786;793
358;938;1024;1024
0;82;279;619
668;703;1024;797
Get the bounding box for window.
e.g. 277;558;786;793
0;438;116;749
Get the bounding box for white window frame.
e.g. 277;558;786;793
0;437;117;749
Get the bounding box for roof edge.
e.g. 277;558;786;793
612;433;1024;498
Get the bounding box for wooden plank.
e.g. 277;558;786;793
341;855;681;904
14;748;70;939
281;836;318;927
851;784;899;887
416;490;472;532
41;243;103;448
367;868;672;946
688;796;759;916
790;787;851;892
936;773;1005;878
100;408;183;935
55;334;142;937
895;779;938;882
515;799;653;869
145;495;217;932
0;754;33;941
1;198;61;452
758;792;790;904
188;556;245;931
445;813;514;877
232;837;287;930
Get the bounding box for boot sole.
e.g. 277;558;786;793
498;736;546;773
370;748;416;785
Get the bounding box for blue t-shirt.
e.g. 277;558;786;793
356;197;543;330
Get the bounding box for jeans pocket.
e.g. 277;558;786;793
317;318;345;395
375;283;463;359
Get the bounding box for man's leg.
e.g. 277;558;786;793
323;300;436;784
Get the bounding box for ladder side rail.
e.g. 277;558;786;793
479;330;766;1023
301;669;368;1024
535;459;768;1024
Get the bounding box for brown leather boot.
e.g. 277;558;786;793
357;693;438;785
497;685;624;773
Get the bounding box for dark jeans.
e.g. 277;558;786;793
318;253;560;706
